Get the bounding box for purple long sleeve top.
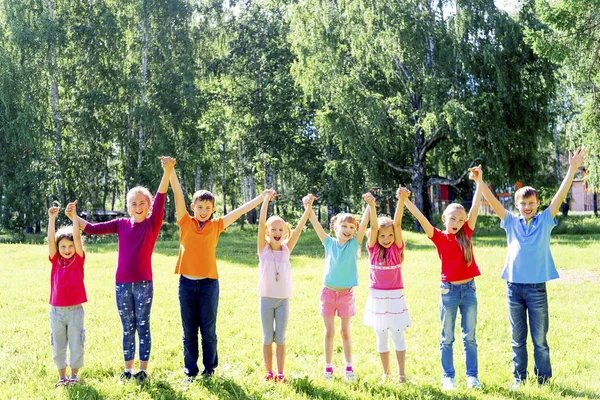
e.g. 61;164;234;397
83;192;166;284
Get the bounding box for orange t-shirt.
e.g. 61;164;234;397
174;214;225;278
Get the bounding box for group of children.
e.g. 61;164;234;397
46;149;587;391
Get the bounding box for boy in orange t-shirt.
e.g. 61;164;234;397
170;165;273;380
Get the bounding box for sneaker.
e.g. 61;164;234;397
118;371;133;384
467;376;481;389
264;371;274;382
55;378;68;388
134;370;147;384
442;377;456;390
201;369;214;378
511;378;524;391
344;367;356;381
68;376;81;385
275;373;287;383
183;375;196;384
323;367;334;380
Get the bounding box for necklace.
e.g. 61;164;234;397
269;246;284;282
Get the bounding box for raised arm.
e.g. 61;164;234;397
304;194;327;243
286;195;314;252
394;187;409;247
65;200;84;257
477;167;507;221
467;165;483;230
47;206;59;258
363;193;378;248
356;198;371;245
170;166;188;223
402;186;434;238
158;156;176;194
257;190;275;254
548;148;588;218
223;189;272;229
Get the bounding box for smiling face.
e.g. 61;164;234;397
128;192;151;222
377;225;395;248
442;206;467;234
193;200;215;223
57;238;76;259
335;220;357;244
266;218;288;249
516;194;540;222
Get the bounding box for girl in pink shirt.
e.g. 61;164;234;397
363;188;411;383
256;190;313;383
47;201;86;387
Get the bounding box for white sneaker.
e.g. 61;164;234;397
344;368;356;381
511;379;524;391
323;368;334;380
442;377;456;390
467;376;481;389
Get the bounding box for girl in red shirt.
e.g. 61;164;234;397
401;166;483;391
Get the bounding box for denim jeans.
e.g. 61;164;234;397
506;282;551;383
439;279;478;379
115;280;153;362
179;276;219;377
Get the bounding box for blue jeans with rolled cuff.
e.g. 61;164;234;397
439;279;478;379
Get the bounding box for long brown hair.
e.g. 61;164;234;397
443;203;472;266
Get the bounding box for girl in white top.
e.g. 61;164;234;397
257;190;314;383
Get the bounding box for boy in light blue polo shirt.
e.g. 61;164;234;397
475;148;587;389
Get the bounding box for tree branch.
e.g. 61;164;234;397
426;158;481;186
419;127;446;161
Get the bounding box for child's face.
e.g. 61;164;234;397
335;221;357;244
516;195;539;221
377;226;395;248
193;200;215;222
266;220;286;246
128;193;151;222
442;209;467;234
58;238;76;259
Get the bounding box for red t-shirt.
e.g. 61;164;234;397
49;252;87;307
429;224;480;282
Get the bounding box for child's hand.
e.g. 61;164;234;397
48;206;59;218
160;156;176;171
362;192;376;206
65;200;78;220
469;165;482;182
262;188;277;201
569;148;588;170
396;186;410;200
303;194;317;209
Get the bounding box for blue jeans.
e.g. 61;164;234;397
507;282;551;383
115;281;153;362
439;279;478;379
179;276;219;377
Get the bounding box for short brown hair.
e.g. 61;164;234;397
515;186;538;203
54;226;74;251
192;190;216;206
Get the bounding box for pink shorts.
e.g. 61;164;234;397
320;287;356;318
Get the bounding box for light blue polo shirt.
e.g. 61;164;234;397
500;208;559;283
323;235;359;288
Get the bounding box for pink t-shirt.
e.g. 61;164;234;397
258;244;292;299
367;242;404;290
49;252;87;307
83;192;165;284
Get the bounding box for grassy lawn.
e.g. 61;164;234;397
1;227;599;399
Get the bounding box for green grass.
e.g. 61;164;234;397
1;228;599;399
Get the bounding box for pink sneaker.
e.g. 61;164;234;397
324;367;334;380
275;373;287;383
264;371;274;382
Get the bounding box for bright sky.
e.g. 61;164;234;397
494;0;520;14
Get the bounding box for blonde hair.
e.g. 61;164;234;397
329;213;358;237
265;215;292;243
126;186;153;217
443;203;472;266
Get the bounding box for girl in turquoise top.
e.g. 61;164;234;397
305;193;371;381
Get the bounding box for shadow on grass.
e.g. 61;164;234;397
67;382;105;399
482;382;600;400
553;384;600;399
290;376;353;399
196;375;264;400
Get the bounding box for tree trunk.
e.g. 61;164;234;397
137;12;149;175
46;0;62;200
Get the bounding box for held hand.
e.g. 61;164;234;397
303;194;317;209
261;188;277;201
396;186;410;200
65;200;78;220
469;165;482;182
362;192;376;206
569;148;588;170
160;156;176;171
48;206;59;218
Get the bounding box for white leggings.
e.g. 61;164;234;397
376;329;406;353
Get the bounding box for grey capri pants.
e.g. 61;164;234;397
260;297;289;345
